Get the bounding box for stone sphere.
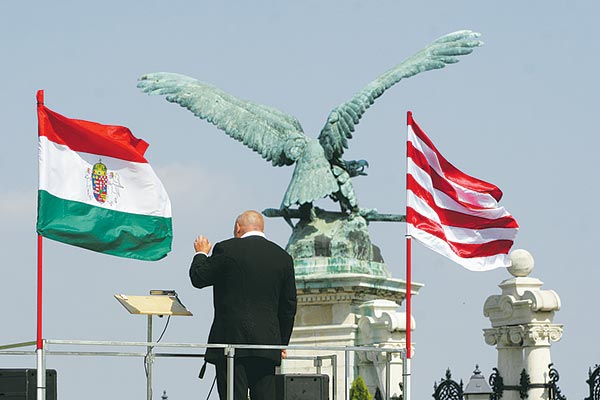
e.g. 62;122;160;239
508;249;534;277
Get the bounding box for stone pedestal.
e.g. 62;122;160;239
483;250;562;400
282;271;421;399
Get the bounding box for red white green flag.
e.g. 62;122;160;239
36;91;172;261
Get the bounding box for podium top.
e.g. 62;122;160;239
114;294;193;316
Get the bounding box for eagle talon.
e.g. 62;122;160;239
343;159;369;177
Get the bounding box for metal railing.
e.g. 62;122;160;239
0;339;407;400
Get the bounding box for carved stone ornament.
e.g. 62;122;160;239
356;299;413;348
483;324;563;347
484;265;561;328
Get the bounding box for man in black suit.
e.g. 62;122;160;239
189;210;297;400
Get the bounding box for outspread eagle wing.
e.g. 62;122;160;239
318;30;483;160
138;72;308;166
138;72;338;208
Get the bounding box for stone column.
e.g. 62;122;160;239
483;250;562;400
484;326;524;400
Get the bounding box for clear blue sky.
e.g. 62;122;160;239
1;1;598;399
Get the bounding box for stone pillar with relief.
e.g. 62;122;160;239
282;271;421;400
483;249;562;400
356;299;416;398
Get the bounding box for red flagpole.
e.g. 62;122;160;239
405;236;412;358
36;90;44;350
405;111;412;359
37;234;43;349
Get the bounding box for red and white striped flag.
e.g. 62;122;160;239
406;112;518;271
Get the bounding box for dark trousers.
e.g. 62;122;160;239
215;357;276;400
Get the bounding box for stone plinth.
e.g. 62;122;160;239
483;250;562;400
282;272;422;399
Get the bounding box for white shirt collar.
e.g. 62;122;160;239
241;230;266;238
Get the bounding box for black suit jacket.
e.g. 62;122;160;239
189;235;297;365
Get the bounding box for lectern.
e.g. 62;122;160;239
115;290;192;400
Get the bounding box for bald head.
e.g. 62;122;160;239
234;210;264;238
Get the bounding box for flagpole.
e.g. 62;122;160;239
404;111;413;400
37;234;43;348
405;236;412;359
405;111;413;359
36;90;47;400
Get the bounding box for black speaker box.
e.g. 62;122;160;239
0;369;57;400
276;374;329;400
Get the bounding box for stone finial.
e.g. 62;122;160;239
484;247;561;327
508;249;534;277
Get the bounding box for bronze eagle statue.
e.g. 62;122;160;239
138;30;482;215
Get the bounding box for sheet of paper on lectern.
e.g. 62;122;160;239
114;294;193;316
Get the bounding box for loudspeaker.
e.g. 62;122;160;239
0;369;57;400
276;374;329;400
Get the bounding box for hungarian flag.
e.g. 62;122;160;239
406;112;518;271
36;91;172;261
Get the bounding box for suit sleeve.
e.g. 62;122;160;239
278;256;297;345
189;242;228;289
